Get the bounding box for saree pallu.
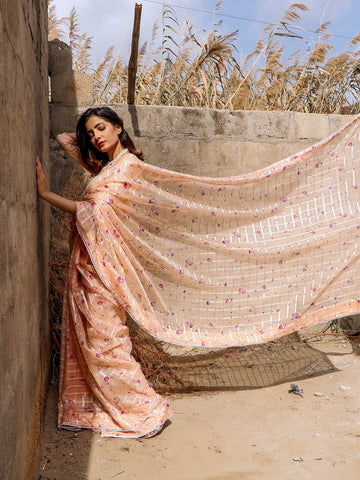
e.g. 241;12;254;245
59;115;360;434
77;116;360;347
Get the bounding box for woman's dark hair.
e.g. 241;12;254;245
76;107;144;174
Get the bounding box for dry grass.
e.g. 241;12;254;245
48;1;360;113
47;165;89;379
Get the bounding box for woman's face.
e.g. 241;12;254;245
85;115;122;155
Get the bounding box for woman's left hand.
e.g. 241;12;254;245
35;156;77;214
36;156;48;198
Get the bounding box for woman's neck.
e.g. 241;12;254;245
108;143;125;161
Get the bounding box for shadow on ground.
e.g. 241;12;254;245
130;322;341;394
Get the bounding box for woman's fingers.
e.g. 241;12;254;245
36;156;48;197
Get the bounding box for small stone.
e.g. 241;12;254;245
289;384;304;397
339;386;351;391
292;457;304;462
314;392;324;397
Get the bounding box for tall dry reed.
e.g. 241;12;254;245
48;1;360;114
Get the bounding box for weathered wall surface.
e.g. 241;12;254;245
0;1;50;480
88;106;354;176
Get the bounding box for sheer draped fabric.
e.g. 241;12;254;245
76;116;360;347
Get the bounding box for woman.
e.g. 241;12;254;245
38;106;360;435
37;107;172;438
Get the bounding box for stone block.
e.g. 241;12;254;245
48;39;73;75
247;110;292;139
51;73;76;104
328;113;355;135
291;112;330;140
74;72;94;106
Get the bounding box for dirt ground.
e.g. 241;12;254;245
38;334;360;480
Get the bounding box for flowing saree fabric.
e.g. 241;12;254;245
75;115;360;348
59;235;172;437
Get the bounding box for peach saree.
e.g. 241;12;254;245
59;115;360;436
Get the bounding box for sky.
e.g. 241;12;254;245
52;0;360;66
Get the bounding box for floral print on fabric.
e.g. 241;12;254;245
58;236;172;437
75;115;360;348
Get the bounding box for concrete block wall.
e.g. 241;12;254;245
50;100;355;188
0;1;50;479
98;106;354;177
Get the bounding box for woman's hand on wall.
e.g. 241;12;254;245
36;156;48;198
36;156;77;214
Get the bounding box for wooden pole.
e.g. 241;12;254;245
127;3;142;105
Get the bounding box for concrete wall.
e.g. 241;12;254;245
0;1;50;479
50;102;355;189
86;106;355;176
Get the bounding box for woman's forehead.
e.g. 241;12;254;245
85;115;108;130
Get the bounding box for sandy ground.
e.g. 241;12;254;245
38;335;360;480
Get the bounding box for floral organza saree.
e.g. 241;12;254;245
59;115;360;436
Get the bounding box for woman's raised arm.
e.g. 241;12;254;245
56;132;92;172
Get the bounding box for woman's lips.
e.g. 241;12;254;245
98;141;105;148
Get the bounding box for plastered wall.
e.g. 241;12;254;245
0;1;50;479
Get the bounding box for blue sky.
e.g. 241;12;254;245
53;0;360;65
